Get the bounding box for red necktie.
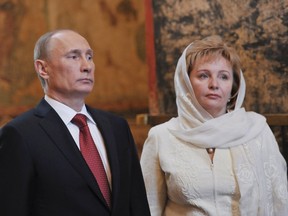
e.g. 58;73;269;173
72;114;111;208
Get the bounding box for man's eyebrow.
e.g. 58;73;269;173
66;48;93;55
87;48;93;55
66;49;81;55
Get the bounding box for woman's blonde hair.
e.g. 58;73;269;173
186;35;241;110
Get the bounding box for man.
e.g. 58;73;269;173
0;29;150;216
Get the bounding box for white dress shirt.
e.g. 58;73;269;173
44;95;112;189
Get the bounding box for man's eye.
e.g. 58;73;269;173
67;55;78;59
68;55;75;59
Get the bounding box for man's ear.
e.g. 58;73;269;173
34;60;49;79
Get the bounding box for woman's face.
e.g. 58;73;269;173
189;56;233;117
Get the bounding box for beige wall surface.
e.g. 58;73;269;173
0;0;148;119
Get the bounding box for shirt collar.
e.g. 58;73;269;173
44;95;96;125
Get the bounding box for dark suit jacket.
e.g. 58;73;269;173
0;99;150;216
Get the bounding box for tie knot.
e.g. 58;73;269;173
72;114;87;128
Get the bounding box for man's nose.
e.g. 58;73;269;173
81;58;93;73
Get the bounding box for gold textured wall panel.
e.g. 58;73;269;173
0;0;148;121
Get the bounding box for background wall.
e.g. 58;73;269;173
148;0;288;115
0;0;148;123
0;0;287;157
140;0;287;159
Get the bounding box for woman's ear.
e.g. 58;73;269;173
34;59;49;79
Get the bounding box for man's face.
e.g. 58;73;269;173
44;31;95;101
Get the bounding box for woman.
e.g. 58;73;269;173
140;35;288;215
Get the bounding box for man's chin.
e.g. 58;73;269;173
74;89;93;98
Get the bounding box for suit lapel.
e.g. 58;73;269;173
34;99;110;209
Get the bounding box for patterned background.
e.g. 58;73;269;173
150;0;288;115
0;0;148;121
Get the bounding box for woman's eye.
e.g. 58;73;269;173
199;73;208;79
220;74;229;80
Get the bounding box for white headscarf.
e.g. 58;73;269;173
169;42;265;148
168;42;288;215
174;42;246;129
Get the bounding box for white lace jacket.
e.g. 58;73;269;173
140;42;288;216
140;115;288;215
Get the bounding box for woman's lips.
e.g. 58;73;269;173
206;94;221;99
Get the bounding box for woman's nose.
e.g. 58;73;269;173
209;78;219;90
